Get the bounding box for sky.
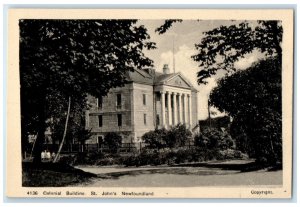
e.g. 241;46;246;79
138;20;262;120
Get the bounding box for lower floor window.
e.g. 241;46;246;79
144;114;147;125
118;114;122;126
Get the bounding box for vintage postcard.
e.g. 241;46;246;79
6;9;293;198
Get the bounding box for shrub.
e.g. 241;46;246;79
73;152;104;165
194;128;234;150
165;124;192;148
142;128;167;149
142;124;192;149
104;132;122;153
58;154;77;165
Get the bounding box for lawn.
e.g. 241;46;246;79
22;162;96;187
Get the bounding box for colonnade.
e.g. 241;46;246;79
159;91;192;128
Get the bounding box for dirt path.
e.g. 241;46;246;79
73;160;282;187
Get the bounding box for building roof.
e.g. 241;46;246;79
125;68;154;85
126;68;198;92
153;71;177;84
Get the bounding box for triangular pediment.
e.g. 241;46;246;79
165;74;191;89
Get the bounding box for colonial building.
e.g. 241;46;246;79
85;64;198;145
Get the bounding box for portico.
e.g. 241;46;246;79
155;87;193;129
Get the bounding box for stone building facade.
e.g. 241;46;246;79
85;64;198;144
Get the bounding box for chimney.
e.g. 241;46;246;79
163;64;170;74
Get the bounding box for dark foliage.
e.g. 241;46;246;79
142;124;192;149
104;132;122;153
20;20;155;162
156;20;282;84
141;128;168;149
155;19;183;34
193;21;282;84
165;124;192;148
210;57;282;164
194;128;234;150
22;162;96;187
122;147;247;167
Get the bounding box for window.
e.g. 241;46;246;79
117;114;122;126
97;96;103;109
143;94;146;105
116;94;122;108
97;136;103;144
144;114;147;125
98;115;103;127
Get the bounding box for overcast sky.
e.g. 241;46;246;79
139;20;262;120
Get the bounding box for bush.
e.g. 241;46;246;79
121;146;248;167
142;128;167;149
104;132;122;153
165;124;192;148
73;152;104;165
142;124;192;149
194;128;234;150
58;154;77;165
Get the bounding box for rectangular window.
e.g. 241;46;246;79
116;94;122;108
97;96;103;109
98;115;103;127
97;136;103;144
144;114;147;125
117;114;122;126
143;94;146;105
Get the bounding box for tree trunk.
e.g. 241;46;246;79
208;99;212;131
53;96;71;163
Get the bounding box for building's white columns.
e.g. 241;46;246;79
167;92;172;127
173;92;177;125
178;93;182;123
160;91;166;127
183;94;188;124
188;94;192;129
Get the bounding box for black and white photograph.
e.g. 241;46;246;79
6;9;293;198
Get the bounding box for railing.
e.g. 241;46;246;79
41;142;145;154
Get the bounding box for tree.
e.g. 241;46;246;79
104;132;122;153
20;20;155;163
156;20;282;84
193;21;282;84
209;57;282;164
157;20;283;165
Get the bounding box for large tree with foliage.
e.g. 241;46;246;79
20;19;155;163
157;20;283;164
193;20;282;84
210;57;282;164
157;20;282;83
